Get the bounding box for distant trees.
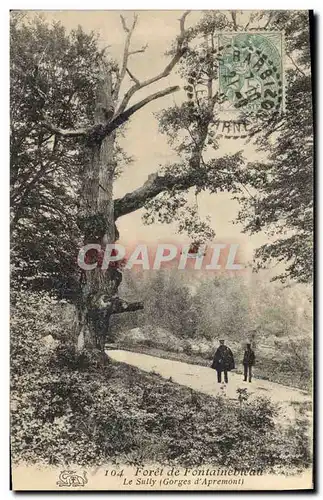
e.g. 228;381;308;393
192;276;251;341
113;269;312;346
111;270;197;339
143;271;198;337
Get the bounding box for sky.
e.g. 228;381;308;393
29;10;274;266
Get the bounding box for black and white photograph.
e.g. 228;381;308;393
10;9;314;491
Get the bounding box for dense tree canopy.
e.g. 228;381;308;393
154;11;313;282
10;13;101;295
10;11;313;471
10;10;313;333
236;11;313;283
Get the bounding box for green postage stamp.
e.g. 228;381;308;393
218;32;284;113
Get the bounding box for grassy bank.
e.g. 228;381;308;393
12;354;311;472
11;292;311;472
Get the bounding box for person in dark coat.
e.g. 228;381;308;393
211;340;235;383
243;343;255;382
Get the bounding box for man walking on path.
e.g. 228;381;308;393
211;339;235;383
243;343;255;382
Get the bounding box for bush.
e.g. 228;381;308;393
118;326;184;353
11;290;311;472
50;342;110;372
11;361;311;471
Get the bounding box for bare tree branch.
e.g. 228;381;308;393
111;297;144;314
116;10;190;115
115;14;138;98
287;53;307;77
41;85;178;142
40;117;87;137
120;14;130;33
126;67;140;85
263;12;276;29
114;169;196;219
231;11;238;31
114;147;242;220
41;13;189;143
129;43;148;55
103;85;180;136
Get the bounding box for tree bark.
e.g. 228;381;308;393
72;13;191;354
77;70;121;353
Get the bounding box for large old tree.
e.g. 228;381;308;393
11;10;313;353
38;11;194;351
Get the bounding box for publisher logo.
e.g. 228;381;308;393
56;470;88;487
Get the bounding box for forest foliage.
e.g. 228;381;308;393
10;10;313;469
111;269;312;389
11;288;310;469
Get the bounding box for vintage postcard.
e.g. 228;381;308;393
10;10;314;491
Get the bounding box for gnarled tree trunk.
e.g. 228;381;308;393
38;13;191;355
77;72;123;353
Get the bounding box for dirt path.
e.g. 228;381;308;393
106;349;311;422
